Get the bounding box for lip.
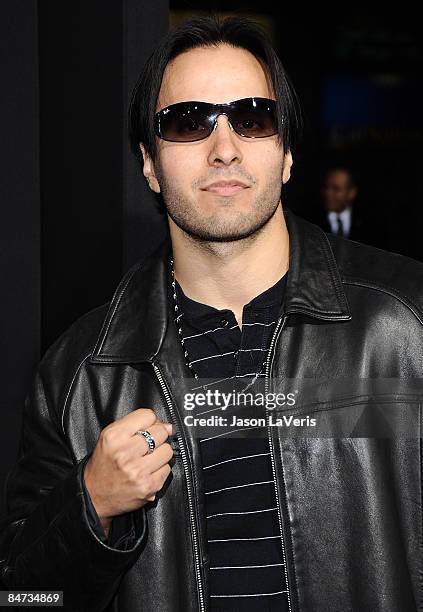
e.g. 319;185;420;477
202;180;250;196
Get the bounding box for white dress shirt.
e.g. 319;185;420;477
327;206;352;237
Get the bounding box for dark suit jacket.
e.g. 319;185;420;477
306;203;390;250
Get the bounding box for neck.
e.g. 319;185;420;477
327;203;350;214
169;202;289;327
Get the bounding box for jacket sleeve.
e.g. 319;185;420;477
0;364;147;611
81;464;141;550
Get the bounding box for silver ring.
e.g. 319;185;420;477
134;429;155;454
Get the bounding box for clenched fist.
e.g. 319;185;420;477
83;408;174;536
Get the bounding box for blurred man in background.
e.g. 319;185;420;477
321;166;358;238
310;165;365;240
307;164;392;250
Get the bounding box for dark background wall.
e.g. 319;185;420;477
1;2;422;513
0;0;169;516
1;0;41;517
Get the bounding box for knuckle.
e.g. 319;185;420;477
144;485;156;500
113;450;127;469
159;464;172;484
125;465;140;485
150;475;161;493
159;422;170;436
101;425;118;445
162;442;174;461
138;472;153;495
142;408;156;424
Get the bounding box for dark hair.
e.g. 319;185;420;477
128;14;302;167
325;165;358;188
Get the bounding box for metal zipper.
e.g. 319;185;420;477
265;314;293;612
152;362;206;612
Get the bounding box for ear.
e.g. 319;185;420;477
139;143;161;193
282;150;293;184
349;185;358;201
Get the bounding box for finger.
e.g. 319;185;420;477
143;463;172;501
151;463;172;492
139;442;174;474
131;422;173;455
111;408;158;436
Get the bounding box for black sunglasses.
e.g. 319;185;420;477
154;97;279;142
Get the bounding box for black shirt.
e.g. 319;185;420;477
174;268;289;611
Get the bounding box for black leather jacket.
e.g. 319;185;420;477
1;208;422;612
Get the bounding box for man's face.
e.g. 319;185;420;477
321;170;357;213
141;44;292;243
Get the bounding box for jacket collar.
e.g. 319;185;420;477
90;208;351;364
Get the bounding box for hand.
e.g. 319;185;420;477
83;408;174;532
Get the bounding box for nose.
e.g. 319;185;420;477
206;114;243;167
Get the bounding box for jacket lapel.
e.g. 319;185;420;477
283;208;351;320
90;237;172;364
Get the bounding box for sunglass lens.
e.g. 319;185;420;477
158;103;213;142
230;99;277;137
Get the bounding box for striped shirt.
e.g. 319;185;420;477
173;268;289;611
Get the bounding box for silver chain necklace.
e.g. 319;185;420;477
169;256;267;390
170;256;200;381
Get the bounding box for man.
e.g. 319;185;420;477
1;15;422;612
319;166;359;239
310;165;393;251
